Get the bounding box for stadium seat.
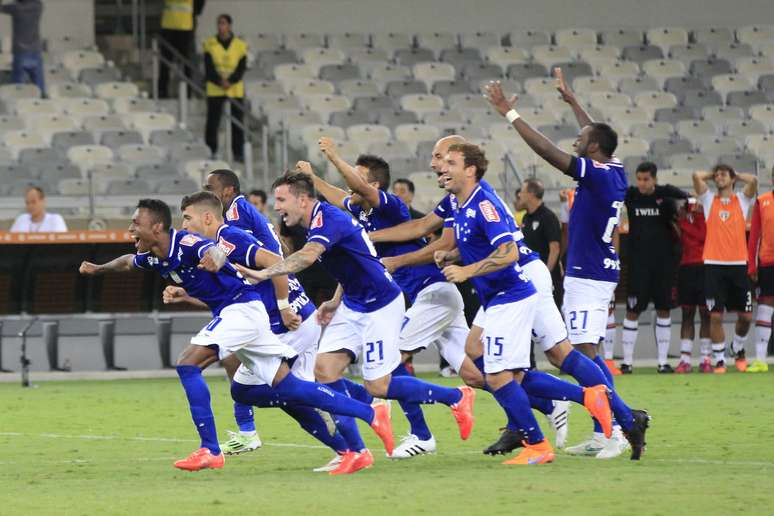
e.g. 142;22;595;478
629;121;674;140
696;136;740;159
135;163;178;180
651;137;693;158
735;57;774;84
366;140;412;160
88;162;133;181
440;47;483;70
61;50;106;80
736;25;774;49
536;124;577;141
48;82;91;99
327;32;369;50
617;76;660;96
83;114;127;135
681;89;722;110
713;42;755;62
623;44;664;64
60;98;110;123
284;33;325;51
51;130;95;152
243;33;282;53
26;114;79;144
531;45;574;68
506;62;549;84
573;76;616;93
57;177;90;195
422;110;467;132
346;124;392;153
676;119;719;140
692;27;735;51
329;110;371;128
486;47;530;70
376;110;419;129
606;107;651;134
37;162;80;184
461;32;502;51
524;77;560;100
94;81;139;100
727;90;768;110
589;91;632;111
67;145;114;171
117;144;166;167
717;152;759;172
711;74;754;100
154;177;199;195
448;93;490;115
513;107;561;127
634;91;678;116
4;130;47;159
461;63;503;82
577;44;621;62
386;80;428;99
18;147;59;166
274;64;316;88
346;47;390;73
539;97;575;124
552;61;593;84
370;33;414;58
319;63;361;82
370;63;413;83
655;106;697;124
182;160;231;183
668;43;710;68
0;83;41;102
149;128;195;146
702;105;746;125
395;124;441;154
642;59;686;86
288;79;336;98
131;113;177;142
647;27;689;52
507;30;551;48
400;94;445;117
100;130;143;149
666;153;711;170
689;58;732;85
299;124;347;150
338;79;382;100
664;76;704;96
748;104;774;131
555;28;597;48
0;115;24;137
599;28;643;47
78;66;122;87
105;178;151;195
723;119;766;139
257;49;299;72
597;61;640;81
413;62;456;90
301;47;346;74
431;80;473;97
415;32;458;57
615;137;650;159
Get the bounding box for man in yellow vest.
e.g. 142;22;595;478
159;0;205;98
204;14;247;162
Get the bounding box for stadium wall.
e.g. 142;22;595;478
0;0;94;48
198;0;774;36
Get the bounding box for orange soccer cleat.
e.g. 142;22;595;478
735;356;748;372
583;385;613;438
450;386;476;440
502;439;555;465
329;449;374;475
173;448;225;471
713;360;727;374
605;359;623;376
370;402;394;456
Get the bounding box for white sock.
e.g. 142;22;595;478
240;430;257;437
655;317;671;366
679;338;693;364
731;331;749;356
622;318;638;365
711;342;726;364
604;312;616;360
700;338;711;358
755;305;773;362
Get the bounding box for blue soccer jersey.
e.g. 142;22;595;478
307;201;402;312
214;224;315;333
132;229;261;315
565;156;627;283
224;194;282;250
451;185;536;308
435;179;541;268
344;190;445;304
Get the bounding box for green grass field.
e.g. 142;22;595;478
1;370;773;515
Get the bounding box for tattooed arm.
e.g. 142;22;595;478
441;241;518;283
234;242;325;284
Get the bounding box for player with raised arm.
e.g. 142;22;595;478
693;165;757;373
79;199;394;472
201;168;295;454
170;191;349;461
747;165;774;373
295;138;480;459
484;71;650;460
235;173;476;475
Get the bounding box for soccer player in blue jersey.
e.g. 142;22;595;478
295;137;481;459
169;191;349;464
202;168;300;453
234;173;476;475
79;199;393;472
484;72;651;460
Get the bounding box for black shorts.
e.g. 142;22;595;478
678;263;705;307
757;266;774;298
626;259;674;313
704;264;753;313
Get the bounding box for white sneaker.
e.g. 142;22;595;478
220;430;262;455
389;434;437;459
313;454;343;472
595;427;631;459
440;366;458;378
545;400;570;449
564;432;607;456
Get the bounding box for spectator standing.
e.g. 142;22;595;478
392;178;424;220
158;0;205;98
1;0;44;95
248;189;267;214
203;13;247;162
10;186;67;232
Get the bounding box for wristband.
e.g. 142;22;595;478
277;298;291;310
505;109;521;123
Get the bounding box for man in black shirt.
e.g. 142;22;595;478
620;161;688;374
392;178;425;220
518;178;562;305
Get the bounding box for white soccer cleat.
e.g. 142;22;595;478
595;426;631;459
389;434;437;459
313;454;343;472
545;400;570;449
220;430;262;455
564;432;607;456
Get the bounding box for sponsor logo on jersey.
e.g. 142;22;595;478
311;211;324;229
479;200;500;222
532;221;539;231
217;237;236;255
226;204;240;221
180;234;201;246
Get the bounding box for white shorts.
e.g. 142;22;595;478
399;282;469;372
191;300;297;385
563;276;618;345
482;294;537;373
317;293;404;381
522;260;569;351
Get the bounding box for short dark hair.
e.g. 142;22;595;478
447;143;488;180
249;189;267;203
355;154;391;191
272;173;316;198
523;178;545;200
218;13;233;25
180;191;223;214
25;185;45;198
588;123;618;157
137;199;172;230
209;169;241;194
636;161;658;177
392;178;415;194
712;163;737;178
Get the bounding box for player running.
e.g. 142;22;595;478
235;173;476;475
675;197;712;373
693;165;757;372
747;164;774;373
79;199;393;472
484;72;650;460
620;161;688;374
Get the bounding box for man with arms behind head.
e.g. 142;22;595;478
693;164;757;373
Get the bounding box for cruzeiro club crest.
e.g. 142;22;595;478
718;210;730;222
